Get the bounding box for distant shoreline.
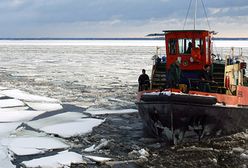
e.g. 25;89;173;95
0;38;247;41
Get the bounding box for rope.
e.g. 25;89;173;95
200;0;211;30
183;0;193;30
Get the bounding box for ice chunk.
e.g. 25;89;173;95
0;89;59;103
40;118;104;138
84;155;112;163
21;151;84;167
27;112;88;130
85;108;138;116
0;109;46;122
84;139;109;152
0;123;21;136
138;149;149;157
0;86;7;90
8;137;69;156
25;102;63;111
0;99;25;108
241;153;248;160
0;147;14;168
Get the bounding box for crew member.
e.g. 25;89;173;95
168;60;181;88
199;65;214;92
138;69;150;91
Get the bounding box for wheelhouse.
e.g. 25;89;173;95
164;30;213;71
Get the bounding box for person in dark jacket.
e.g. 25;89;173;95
138;69;150;91
168;60;181;88
199;65;214;92
200;65;212;81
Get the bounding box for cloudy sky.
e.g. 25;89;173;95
0;0;247;38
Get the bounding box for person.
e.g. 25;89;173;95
138;69;150;91
168;60;181;88
186;42;192;54
200;65;212;81
199;65;214;92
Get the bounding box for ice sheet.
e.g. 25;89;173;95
85;108;138;116
40;118;104;138
8;137;69;156
27;112;88;130
0;89;59;103
0;123;22;168
21;151;84;167
25;102;63;111
0;109;46;122
0;99;25;108
0;109;44;122
0;147;14;168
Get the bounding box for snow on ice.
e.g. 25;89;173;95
40;118;104;138
85;108;138;116
8;137;69;156
0;89;60;103
21;150;84;167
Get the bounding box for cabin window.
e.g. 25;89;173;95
178;39;192;54
169;39;177;54
195;38;203;54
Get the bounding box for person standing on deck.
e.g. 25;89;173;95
138;69;150;91
168;60;181;88
199;65;214;92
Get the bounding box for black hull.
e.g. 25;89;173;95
136;94;248;144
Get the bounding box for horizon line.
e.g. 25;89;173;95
0;37;247;41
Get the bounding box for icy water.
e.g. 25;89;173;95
0;40;248;167
0;40;161;110
0;40;247;109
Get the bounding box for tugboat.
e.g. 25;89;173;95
136;5;248;144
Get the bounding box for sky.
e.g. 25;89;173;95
0;0;247;38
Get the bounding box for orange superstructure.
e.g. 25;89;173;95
164;30;213;71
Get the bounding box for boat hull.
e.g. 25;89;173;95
136;94;248;143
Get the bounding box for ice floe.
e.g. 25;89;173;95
26;112;88;129
0;99;25;108
38;118;104;138
84;138;109;152
25;102;63;111
0;89;59;103
84;155;112;163
0;86;7;90
21;151;84;167
0;109;46;122
8;137;69;156
85;108;138;116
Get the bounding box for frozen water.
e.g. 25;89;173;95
8;137;69;156
84;155;112;163
40;118;104;138
0;89;59;103
25;102;63;111
0;99;25;108
85;108;138;116
0;109;46;122
26;112;88;129
21;150;84;167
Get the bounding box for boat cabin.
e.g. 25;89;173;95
164;30;213;71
